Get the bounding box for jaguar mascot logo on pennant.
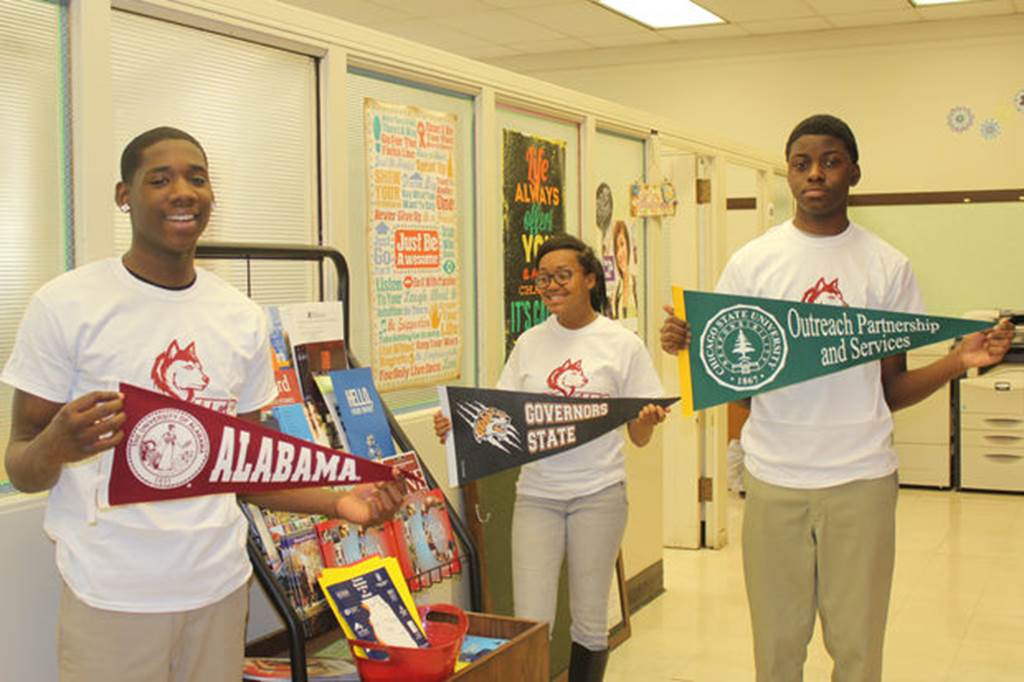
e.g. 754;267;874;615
454;401;522;454
699;304;788;392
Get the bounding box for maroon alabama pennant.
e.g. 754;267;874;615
107;383;398;506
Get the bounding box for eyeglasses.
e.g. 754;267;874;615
533;269;574;289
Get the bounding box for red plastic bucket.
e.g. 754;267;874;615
345;603;468;682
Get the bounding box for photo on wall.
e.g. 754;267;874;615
593;181;640;331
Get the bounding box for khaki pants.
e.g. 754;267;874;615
58;582;249;682
742;469;898;682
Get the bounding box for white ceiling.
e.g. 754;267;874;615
276;0;1024;61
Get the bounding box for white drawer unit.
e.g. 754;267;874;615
959;366;1024;492
893;344;953;487
960;372;1024;415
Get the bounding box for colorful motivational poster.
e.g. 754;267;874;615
502;129;566;357
365;99;461;391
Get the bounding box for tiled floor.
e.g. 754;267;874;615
605;488;1024;682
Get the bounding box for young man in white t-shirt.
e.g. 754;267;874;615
660;114;1013;682
2;127;405;682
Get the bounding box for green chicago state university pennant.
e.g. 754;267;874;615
672;287;990;415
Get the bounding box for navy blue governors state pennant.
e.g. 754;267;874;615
671;287;991;415
438;386;679;486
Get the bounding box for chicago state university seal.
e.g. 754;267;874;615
126;408;210;489
699;304;788;391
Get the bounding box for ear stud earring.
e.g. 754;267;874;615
118;204;130;213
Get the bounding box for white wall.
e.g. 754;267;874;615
493;16;1024;193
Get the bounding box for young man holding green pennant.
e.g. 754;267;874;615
660;114;1013;682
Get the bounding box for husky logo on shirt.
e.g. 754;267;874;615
454;400;522;454
699;304;788;392
547;359;589;397
150;340;236;413
802;278;848;307
126;408;211;489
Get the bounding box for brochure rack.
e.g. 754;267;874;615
196;242;482;682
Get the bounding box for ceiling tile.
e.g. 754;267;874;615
369;0;494;17
740;16;833;34
579;31;670;47
693;0;819;22
803;0;907;12
826;8;921;27
916;0;1015;20
457;44;526;59
276;0;413;26
370;19;492;49
443;9;568;43
505;36;594;53
511;1;652;36
657;23;750;41
480;0;574;7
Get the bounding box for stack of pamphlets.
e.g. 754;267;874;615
318;555;428;658
453;635;510;672
263;302;348;449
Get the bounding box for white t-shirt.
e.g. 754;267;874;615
2;258;276;612
716;220;925;489
498;314;664;500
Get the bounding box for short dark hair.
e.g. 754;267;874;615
535;233;607;313
120;126;208;183
785;114;859;164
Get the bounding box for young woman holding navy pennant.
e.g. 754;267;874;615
435;233;668;682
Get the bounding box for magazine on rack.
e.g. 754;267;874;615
313;373;349;451
379;451;428;492
392;487;461;590
263;305;325;446
314;518;398;569
278;527;329;621
328;368;395;461
265;306;304;408
278;302;348;449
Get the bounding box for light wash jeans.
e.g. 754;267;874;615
511;481;628;650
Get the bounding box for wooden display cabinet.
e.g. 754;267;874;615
449;612;549;682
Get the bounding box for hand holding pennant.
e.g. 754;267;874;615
437;385;678;487
105;384;402;506
669;287;993;415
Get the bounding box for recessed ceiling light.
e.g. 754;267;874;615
597;0;725;29
909;0;973;6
